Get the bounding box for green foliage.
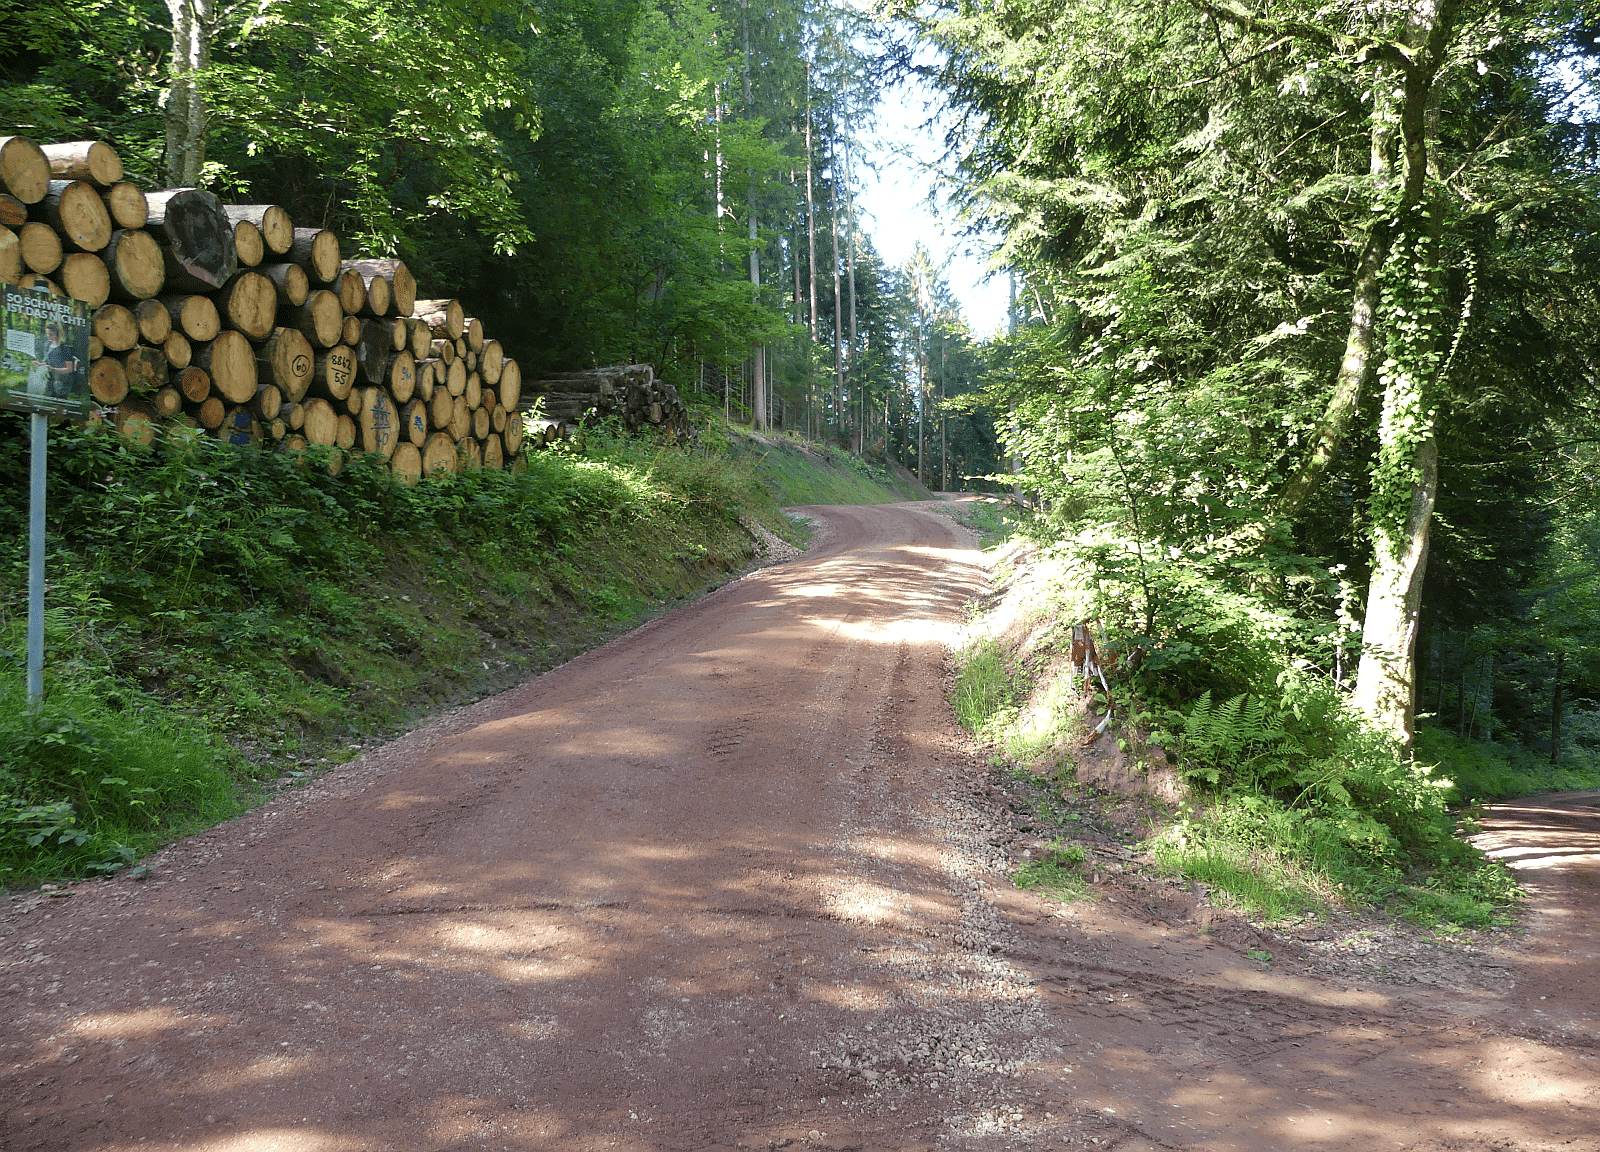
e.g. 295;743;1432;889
952;639;1019;737
1013;842;1091;901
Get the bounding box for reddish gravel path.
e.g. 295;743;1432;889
2;501;1597;1152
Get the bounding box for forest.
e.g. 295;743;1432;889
4;0;1600;916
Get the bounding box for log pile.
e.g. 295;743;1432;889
1;133;583;479
516;363;696;447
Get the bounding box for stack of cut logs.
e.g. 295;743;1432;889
518;363;695;448
1;133;530;479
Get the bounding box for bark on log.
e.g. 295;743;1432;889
195;330;256;404
311;345;357;401
334;267;366;316
301;397;338;446
289;228;340;283
400;397;429;445
37;180;112;252
357;386;400;459
120;345;167;393
261;262;308;307
88;356;128;405
422;431;458;475
289;289;342;348
355;320;391;385
255;326;314;402
101;229;164;300
176;365;210;403
232;219;264;267
164;331;191;369
0;224;16;283
222;205;292;255
381;317;408;352
0;193;25;229
413;298;464;339
41;141;122;188
387;350;416;404
134;297;172;344
162;294;220;341
213;269;276;340
190;394;225;430
0;137;50;204
430;337;456;364
280;400;304;431
92;304;138;352
100;183;147;230
335;412;356;450
19;221;61;274
146;188;236;291
392;441;422;483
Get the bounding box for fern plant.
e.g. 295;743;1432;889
1177;690;1299;788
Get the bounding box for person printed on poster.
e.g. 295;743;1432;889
33;320;82;399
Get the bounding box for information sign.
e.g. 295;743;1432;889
0;285;92;418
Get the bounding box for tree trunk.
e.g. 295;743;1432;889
1551;651;1565;765
163;0;210;187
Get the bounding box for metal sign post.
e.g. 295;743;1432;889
1;285;93;709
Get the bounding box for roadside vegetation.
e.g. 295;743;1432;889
0;413;919;886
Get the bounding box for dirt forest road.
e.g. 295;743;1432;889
3;500;1598;1152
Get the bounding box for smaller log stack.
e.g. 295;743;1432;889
515;364;696;447
4;132;671;478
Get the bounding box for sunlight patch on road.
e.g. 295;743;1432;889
69;1006;220;1039
142;1128;366;1151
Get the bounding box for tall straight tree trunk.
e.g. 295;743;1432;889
845;137;860;453
1551;651;1565;764
830;173;844;444
741;1;765;429
165;0;211;186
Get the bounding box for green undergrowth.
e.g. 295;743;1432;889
1418;727;1600;803
0;412;879;885
950;545;1525;931
715;423;933;506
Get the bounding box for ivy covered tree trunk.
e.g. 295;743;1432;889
164;0;210;187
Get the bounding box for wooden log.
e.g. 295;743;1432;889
430;337;456;364
355;320;391;385
114;396;158;445
464;317;485;353
400;397;429;446
428;385;453;430
222;205;292;255
265;416;288;441
176;365;210;403
41;141;122;187
333;266;366;316
479;340;503;384
87;356;128;405
503;411;524;455
415;358;439;401
19;221;61;274
0;193;25;230
392;441;422;484
281;434;308;453
289;228;340;283
342;386;362;417
92;304;138;352
0;137;50;203
252;383;283;421
59;253;109;305
216;406;260;447
498;359;520;411
408;316;431;360
280;400;305;431
17;272;61;294
89;335;103;360
413;298;464;339
378;317;407;352
120;345;167;392
455;337;467;358
335;412;356;450
341;313;361;347
461;437;483;470
36;180;111;252
232;219;264;267
356;386;399;459
471;406;490;440
213;269;275;340
310;345;357;401
189;394;226;430
387;350;416;404
360;275;390;318
422;430;458;475
301;397;338;446
448;394;472;441
255;326;314;402
164;331;192;369
162;294;220;341
101;229;164;300
0;224;17;283
483;431;503;470
154;386;184;418
464;372;482;411
261;262;308;307
195;329;256;404
289;289;342;348
101;183;148;230
492;404;508;434
134;297;172;344
444;357;466;397
464;349;477;373
146;188;236;291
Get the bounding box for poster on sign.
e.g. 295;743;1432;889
0;285;92;418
